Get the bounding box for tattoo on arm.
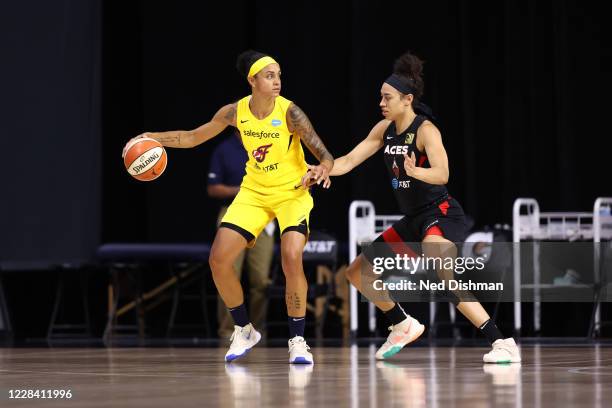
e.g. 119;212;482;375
223;104;237;126
158;133;181;146
288;104;333;165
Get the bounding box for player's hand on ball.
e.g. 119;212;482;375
403;152;417;177
123;137;167;181
122;133;149;158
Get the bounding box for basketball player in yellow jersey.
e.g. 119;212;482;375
122;50;333;364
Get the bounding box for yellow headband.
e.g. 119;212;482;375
247;56;278;77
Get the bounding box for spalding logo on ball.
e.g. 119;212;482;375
123;137;168;181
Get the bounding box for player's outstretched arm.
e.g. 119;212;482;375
329;119;388;176
148;103;237;148
122;104;237;156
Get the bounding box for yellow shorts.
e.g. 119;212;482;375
220;180;313;247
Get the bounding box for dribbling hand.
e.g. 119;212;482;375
122;133;149;158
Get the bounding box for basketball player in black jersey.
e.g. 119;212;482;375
306;51;520;363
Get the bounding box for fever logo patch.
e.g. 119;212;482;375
252;144;273;162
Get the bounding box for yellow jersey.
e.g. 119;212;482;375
236;95;307;189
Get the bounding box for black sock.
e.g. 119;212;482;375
384;303;409;325
228;303;250;327
480;319;504;344
288;316;306;338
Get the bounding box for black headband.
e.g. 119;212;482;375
384;74;417;95
384;74;435;119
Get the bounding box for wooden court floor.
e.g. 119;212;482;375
1;345;611;407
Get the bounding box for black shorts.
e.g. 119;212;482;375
363;197;468;263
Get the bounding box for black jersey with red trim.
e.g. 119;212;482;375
382;115;448;214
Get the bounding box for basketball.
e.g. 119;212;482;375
123;137;167;181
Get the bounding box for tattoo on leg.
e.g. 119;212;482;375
286;292;302;310
293;293;301;310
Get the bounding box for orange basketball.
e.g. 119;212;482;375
123;137;167;181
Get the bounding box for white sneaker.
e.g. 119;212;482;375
225;323;261;362
288;336;314;364
375;316;425;360
483;338;521;363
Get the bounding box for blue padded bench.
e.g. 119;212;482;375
96;243;212;341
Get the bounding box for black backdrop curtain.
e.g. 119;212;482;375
1;0;101;267
103;0;610;245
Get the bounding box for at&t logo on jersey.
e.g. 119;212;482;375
263;163;278;172
391;178;411;190
384;145;411;155
254;161;279;172
252;144;272;162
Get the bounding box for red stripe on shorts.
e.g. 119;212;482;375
382;227;419;257
425;225;444;237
